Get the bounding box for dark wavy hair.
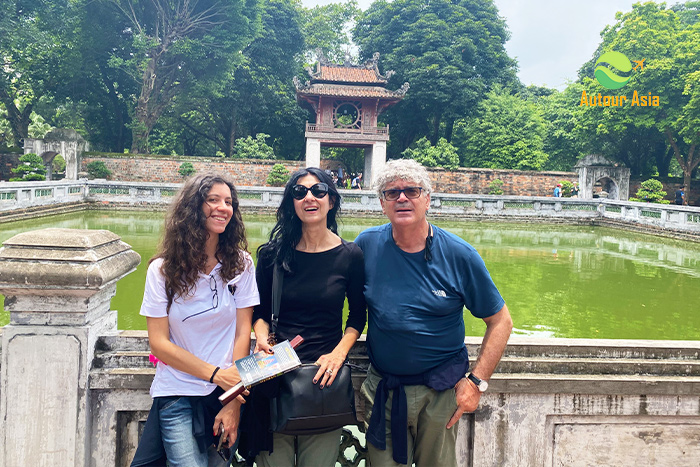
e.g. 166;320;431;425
151;171;249;312
258;167;341;272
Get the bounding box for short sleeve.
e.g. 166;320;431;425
229;253;260;309
140;259;168;318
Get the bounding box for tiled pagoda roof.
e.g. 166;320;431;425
294;51;409;100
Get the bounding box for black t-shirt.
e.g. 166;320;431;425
675;189;684;204
254;240;366;363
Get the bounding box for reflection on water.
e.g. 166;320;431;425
1;212;699;340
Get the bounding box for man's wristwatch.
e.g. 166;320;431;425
466;373;488;392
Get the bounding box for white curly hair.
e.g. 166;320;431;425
374;159;432;198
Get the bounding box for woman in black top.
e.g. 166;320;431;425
243;167;366;466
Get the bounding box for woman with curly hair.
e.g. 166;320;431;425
131;172;259;467
238;167;366;466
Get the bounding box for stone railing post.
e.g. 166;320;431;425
0;228;140;467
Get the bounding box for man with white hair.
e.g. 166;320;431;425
355;159;512;466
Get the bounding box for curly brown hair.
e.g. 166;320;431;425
151;172;249;313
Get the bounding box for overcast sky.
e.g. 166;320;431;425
300;0;639;89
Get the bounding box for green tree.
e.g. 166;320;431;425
178;162;196;177
630;178;670;204
402;137;459;170
454;87;548;170
488;178;504;195
10;153;46;181
52;154;66;174
175;0;305;158
301;1;360;64
538;85;587;172
578;2;700;199
86;160;112;179
233;133;275;159
108;0;262;154
267;163;290;186
0;0;81;146
353;0;517;152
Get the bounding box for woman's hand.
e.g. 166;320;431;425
313;350;346;388
254;337;274;355
213;366;243;393
213;399;244;448
253;319;274;354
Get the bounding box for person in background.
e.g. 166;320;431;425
571;182;580;198
352;173;363;189
355;160;512;466
675;185;686;205
554;183;562;197
131;172;259;467
240;167;366;467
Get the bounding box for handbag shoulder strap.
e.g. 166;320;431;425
271;262;283;335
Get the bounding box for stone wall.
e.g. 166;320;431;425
0;153;20;181
82;155;578;196
2;228;700;466
81;155;305;186
429;167;577;197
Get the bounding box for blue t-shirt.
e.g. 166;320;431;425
355;223;505;376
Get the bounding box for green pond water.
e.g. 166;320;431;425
1;210;699;340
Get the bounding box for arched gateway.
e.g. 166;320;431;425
24;129;88;181
294;52;408;188
574;154;630;200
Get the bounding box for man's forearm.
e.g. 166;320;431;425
472;305;513;380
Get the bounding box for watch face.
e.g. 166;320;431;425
478;380;489;392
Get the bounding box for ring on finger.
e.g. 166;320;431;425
325;369;333;375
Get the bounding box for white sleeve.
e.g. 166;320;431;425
139;259;169;318
228;253;260;309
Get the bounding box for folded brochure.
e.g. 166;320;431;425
219;336;303;405
236;339;302;387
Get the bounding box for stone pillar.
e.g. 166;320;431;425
0;228;140;467
305;138;321;168
364;141;386;190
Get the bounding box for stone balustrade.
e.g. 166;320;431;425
1;228;699;466
2;180;700;240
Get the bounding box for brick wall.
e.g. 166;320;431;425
429;167;577;197
0;153;21;181
77;155;700;203
81;155;578;196
81;156;305;186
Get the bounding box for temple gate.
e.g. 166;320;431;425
294;52;408;188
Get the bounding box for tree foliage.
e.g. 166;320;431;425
630;178;670;203
178;162;196;177
108;0;262;153
402;137;459;170
10;153;46;181
576;2;700;197
233;133;275;159
267;163;290;186
86;160;112;179
301;1;360;64
175;0;306;158
454;87;548;170
0;0;81;146
353;0;517;154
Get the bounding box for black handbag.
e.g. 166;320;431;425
270;363;357;435
268;263;358;436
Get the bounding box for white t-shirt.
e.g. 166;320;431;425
140;254;260;397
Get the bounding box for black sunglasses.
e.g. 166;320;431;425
292;182;329;200
382;186;424;201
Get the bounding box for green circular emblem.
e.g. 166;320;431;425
594;51;632;90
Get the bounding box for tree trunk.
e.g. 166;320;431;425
444;118;455;143
665;128;699;205
0;88;33;147
430;113;441;146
